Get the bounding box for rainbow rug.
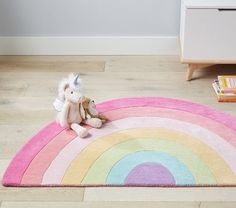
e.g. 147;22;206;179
2;97;236;187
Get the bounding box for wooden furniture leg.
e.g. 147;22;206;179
186;64;195;81
186;64;214;81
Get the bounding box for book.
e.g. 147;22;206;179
212;80;236;102
218;76;236;93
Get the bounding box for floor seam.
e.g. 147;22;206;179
82;188;86;202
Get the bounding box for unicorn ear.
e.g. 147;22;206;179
63;84;69;91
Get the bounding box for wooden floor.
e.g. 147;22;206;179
0;56;236;208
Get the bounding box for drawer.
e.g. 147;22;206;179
182;8;236;62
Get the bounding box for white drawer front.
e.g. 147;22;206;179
183;8;236;62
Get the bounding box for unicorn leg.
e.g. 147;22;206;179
71;123;88;138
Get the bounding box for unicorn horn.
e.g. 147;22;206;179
74;74;80;86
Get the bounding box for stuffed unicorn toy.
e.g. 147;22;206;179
53;73;102;138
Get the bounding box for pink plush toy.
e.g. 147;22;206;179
53;73;102;138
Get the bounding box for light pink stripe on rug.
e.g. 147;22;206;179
2;122;65;186
97;97;236;131
102;107;236;147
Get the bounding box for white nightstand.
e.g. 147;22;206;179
180;0;236;80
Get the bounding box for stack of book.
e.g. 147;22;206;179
212;76;236;102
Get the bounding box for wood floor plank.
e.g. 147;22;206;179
0;71;235;114
84;187;236;202
105;55;186;72
0;160;10;179
0;201;199;208
0;56;105;72
200;202;236;208
0;187;84;202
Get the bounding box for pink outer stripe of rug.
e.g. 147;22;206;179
41;117;236;185
21;106;236;185
20;130;77;184
2;122;66;186
97;97;236;131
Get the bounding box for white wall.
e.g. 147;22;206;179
0;0;181;55
0;0;180;36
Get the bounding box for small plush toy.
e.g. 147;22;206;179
53;73;103;138
82;97;107;123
